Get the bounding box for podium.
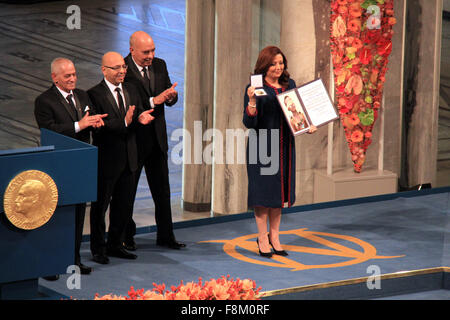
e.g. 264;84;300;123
0;129;97;299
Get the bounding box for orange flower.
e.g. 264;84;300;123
348;113;360;125
337;0;347;4
351;130;364;143
349;3;362;17
348;19;361;33
338;6;348;14
388;17;397;25
346;46;357;55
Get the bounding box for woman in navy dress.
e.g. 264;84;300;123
243;46;316;258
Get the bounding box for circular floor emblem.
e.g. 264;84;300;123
201;228;404;271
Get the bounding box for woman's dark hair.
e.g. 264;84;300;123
254;46;290;88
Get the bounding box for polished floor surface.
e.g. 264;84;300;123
39;190;450;300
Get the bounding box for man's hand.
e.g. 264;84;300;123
138;109;155;125
125;105;135;126
79;112;108;130
153;82;178;105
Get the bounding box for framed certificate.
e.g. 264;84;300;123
277;78;338;136
250;74;268;97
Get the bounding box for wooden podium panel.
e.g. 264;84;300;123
314;169;398;203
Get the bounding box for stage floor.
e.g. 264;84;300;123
40;189;450;300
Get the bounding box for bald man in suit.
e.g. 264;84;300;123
87;51;154;264
123;31;185;250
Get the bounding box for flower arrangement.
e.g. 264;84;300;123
94;275;262;300
330;0;396;172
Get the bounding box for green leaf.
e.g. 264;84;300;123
358;109;375;126
361;0;377;9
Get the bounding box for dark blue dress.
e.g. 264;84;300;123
243;79;297;208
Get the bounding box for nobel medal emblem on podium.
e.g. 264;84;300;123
3;170;58;230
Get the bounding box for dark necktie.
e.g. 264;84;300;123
66;94;80;120
142;66;151;91
115;87;126;117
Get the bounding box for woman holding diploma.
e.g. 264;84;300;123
243;46;316;258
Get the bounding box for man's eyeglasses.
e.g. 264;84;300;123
104;65;128;71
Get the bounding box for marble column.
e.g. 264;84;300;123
212;0;253;215
182;0;215;212
382;0;406;179
403;0;443;187
280;0;329;205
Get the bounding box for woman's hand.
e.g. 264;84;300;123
308;125;317;134
247;86;257;105
247;86;257;116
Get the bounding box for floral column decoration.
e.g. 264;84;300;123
330;0;396;173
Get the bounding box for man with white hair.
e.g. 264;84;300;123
34;57;107;277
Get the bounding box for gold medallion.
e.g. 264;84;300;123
3;170;58;230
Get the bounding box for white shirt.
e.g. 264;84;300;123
56;86;81;133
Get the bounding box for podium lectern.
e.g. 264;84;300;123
0;129;97;299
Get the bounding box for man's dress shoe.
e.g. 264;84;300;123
77;263;93;275
92;254;110;265
106;247;137;260
123;241;137;251
156;239;186;250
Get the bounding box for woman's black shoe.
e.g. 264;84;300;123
256;239;273;258
268;234;288;256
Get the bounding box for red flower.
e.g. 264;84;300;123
377;40;393;56
364;30;381;43
352;38;363;49
359;48;371;65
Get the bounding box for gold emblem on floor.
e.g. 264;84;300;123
201;228;404;271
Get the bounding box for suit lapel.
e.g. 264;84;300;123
122;85;130;113
72;92;83;119
148;65;156;95
52;85;77;122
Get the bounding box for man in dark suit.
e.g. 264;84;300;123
34;57;107;276
88;51;154;264
123;31;185;250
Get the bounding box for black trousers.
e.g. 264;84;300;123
126;142;175;243
90;166;136;255
75;203;86;264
